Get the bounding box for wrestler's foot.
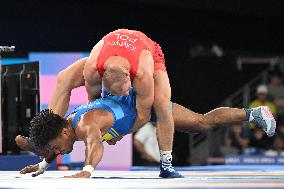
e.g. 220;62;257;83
159;162;184;178
15;135;46;156
250;106;276;137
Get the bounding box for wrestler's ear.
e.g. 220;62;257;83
125;72;130;78
61;128;70;137
122;69;130;76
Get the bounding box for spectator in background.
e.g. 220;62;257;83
134;122;160;166
250;84;277;117
221;124;249;156
267;71;284;118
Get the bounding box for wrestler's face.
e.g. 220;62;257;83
109;79;131;96
47;128;74;155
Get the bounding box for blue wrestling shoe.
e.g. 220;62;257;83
159;162;184;178
251;106;276;137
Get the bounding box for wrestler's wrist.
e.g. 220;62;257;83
82;165;94;174
38;158;49;170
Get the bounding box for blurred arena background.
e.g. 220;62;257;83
1;0;284;172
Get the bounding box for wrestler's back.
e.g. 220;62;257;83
87;29;140;68
85;29;153;81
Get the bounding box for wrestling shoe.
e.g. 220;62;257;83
15;135;46;156
251;106;276;137
159;162;184;178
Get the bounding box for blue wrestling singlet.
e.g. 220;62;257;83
70;88;138;141
70;88;172;141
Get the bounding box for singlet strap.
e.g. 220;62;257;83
72;108;90;128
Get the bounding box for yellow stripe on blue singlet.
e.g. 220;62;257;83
111;128;120;137
102;128;120;141
102;133;114;141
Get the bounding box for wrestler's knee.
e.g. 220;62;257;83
196;114;211;132
153;100;171;120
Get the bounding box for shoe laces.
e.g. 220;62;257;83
161;162;175;172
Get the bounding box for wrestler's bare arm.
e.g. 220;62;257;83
19;145;58;177
83;61;102;102
84;130;104;171
132;71;154;130
65;113;104;178
84;79;102;102
83;41;104;102
131;50;155;131
49;57;88;116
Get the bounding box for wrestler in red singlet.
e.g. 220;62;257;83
96;29;166;80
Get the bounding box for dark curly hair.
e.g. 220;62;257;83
29;109;67;149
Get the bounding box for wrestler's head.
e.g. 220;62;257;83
29;109;75;155
103;66;131;96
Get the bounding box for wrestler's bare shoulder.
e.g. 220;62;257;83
75;109;114;135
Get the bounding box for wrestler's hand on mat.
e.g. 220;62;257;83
106;136;123;145
64;171;91;178
20;164;39;175
20;164;44;177
20;159;49;177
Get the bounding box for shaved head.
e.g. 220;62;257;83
103;66;131;96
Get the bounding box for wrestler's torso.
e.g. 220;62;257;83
68;89;138;141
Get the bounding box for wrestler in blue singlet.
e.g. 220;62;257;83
70;87;171;141
70;88;137;141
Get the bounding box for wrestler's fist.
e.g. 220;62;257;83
20;164;43;177
64;171;91;178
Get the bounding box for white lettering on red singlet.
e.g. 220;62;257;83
107;33;138;51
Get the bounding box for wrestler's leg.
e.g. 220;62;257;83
153;71;183;178
172;103;246;133
172;103;276;137
153;71;174;152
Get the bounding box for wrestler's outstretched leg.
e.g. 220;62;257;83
172;103;276;137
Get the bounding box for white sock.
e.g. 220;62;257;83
249;111;254;122
160;150;172;163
